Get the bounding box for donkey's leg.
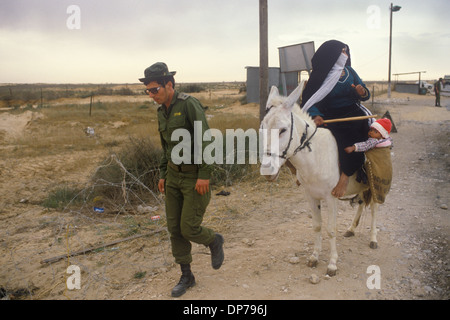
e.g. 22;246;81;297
306;195;322;268
344;202;364;237
369;202;379;249
325;195;338;276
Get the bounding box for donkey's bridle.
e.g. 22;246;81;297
279;112;295;159
293;116;317;155
268;112;317;160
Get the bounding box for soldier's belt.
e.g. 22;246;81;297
168;161;198;173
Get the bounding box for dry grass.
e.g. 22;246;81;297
3;101;159;159
0;84;260;203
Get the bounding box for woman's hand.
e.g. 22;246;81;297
352;84;367;97
313;115;324;126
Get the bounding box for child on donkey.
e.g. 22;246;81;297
344;118;392;154
345;118;393;204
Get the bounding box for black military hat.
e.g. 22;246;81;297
139;62;176;83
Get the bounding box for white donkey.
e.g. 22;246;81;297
260;83;379;276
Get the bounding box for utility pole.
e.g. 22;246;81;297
387;3;401;99
259;0;268;122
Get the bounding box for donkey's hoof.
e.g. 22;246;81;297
369;241;378;249
326;267;337;277
343;230;355;238
307;259;318;268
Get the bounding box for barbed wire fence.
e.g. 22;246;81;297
1;154;169;299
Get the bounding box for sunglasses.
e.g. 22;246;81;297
145;86;162;95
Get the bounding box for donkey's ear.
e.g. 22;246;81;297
266;85;280;110
269;85;279;97
282;82;305;110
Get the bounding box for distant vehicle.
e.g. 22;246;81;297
415;81;433;94
442;75;450;96
416;80;433;90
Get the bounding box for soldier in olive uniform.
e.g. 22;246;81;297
139;62;224;297
434;78;443;107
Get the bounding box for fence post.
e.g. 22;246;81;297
372;85;375;108
89;95;93;116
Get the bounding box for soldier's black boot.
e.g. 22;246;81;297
171;264;195;297
208;233;224;270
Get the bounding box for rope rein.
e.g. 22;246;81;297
293;119;318;155
279;112;317;159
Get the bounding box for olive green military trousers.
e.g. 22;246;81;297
165;167;216;265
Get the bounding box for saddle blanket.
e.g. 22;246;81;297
364;147;392;204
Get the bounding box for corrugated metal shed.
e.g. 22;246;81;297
245;67;298;103
395;83;419;94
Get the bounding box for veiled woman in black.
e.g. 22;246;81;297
301;40;372;198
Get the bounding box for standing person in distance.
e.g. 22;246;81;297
434;78;443;107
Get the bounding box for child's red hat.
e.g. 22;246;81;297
371;118;392;138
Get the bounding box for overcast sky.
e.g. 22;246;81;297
0;0;449;84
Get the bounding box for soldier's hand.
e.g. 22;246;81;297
158;179;165;194
195;179;210;195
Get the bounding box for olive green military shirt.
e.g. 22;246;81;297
157;91;212;180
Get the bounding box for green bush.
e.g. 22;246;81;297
42;186;82;209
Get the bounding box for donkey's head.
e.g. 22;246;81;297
260;83;305;181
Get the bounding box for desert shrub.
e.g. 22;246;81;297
91;137;162;201
114;87;134;96
179;83;204;93
42;185;83;209
96;87;113;95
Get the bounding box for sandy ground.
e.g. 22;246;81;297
0;92;448;301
